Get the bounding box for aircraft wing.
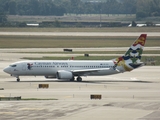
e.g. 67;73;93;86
71;68;110;76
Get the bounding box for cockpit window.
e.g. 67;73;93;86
10;65;17;67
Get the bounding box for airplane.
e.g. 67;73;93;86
3;34;147;82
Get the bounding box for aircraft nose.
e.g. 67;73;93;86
3;67;11;74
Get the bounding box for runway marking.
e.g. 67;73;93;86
130;78;138;80
0;95;5;97
0;112;16;115
19;108;45;111
65;96;73;98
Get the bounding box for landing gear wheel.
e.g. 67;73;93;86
17;78;20;82
77;76;82;82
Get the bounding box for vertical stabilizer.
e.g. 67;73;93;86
114;34;147;71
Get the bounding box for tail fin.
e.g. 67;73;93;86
114;34;147;71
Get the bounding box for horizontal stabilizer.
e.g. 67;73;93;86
129;62;144;68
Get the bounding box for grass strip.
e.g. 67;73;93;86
0;35;160;48
21;98;58;101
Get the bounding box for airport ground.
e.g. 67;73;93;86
0;48;160;120
0;31;160;120
0;64;160;120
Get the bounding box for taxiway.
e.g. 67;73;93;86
0;54;160;120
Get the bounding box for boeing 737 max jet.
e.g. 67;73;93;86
3;34;147;82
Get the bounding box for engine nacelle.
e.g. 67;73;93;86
45;75;56;79
57;70;73;80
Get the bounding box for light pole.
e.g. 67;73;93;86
100;9;102;28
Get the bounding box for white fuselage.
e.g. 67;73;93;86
4;60;125;78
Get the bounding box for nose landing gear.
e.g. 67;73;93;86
16;77;20;82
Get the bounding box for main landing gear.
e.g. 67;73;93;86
77;76;82;82
70;76;82;82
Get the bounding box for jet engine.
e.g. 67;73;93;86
56;70;73;79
